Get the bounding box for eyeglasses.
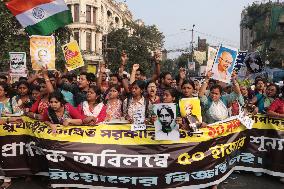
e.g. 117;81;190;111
220;57;233;64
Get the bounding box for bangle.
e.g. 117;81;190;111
45;78;50;82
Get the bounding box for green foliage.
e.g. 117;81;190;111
0;2;72;72
240;2;284;68
106;22;164;76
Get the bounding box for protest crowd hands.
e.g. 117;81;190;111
132;64;140;71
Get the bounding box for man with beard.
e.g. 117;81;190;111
157;71;173;100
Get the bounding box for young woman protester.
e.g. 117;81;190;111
0;82;14;114
145;81;160;105
9;81;33;114
105;85;123;122
123;80;150;123
42;92;83;134
198;71;243;124
77;86;107;125
27;66;56;119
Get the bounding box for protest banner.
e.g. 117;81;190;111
62;41;84;71
0;115;283;188
9;52;27;75
211;45;238;83
30;35;55;70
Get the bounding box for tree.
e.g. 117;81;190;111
240;2;284;68
106;22;164;76
0;1;72;72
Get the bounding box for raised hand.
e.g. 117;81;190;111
132;64;140;71
121;51;128;65
153;50;162;63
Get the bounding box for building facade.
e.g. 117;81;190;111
65;0;133;69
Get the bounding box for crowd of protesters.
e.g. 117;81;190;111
0;51;284;189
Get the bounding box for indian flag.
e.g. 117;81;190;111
6;0;73;36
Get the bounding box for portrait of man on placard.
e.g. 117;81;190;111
211;45;237;83
36;48;50;68
154;103;179;141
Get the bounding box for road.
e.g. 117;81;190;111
2;172;283;189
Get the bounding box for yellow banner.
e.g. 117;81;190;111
30;35;55;70
62;40;84;71
0;115;283;145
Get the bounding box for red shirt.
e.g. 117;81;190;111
267;98;284;114
42;103;84;123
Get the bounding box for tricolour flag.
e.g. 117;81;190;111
6;0;73;36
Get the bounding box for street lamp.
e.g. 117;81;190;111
181;24;195;61
191;24;195;62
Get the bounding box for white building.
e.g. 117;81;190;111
65;0;133;70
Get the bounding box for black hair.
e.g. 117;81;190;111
163;87;178;103
159;71;171;80
157;105;175;123
267;83;279;97
48;72;55;79
88;85;102;104
0;82;9;92
17;80;29;88
109;73;120;81
48;92;67;124
132;80;146;91
31;85;41;92
254;78;266;86
19;77;28;81
146;81;157;89
0;75;8;81
80;72;92;82
210;85;223;94
181;80;195;90
108;84;120;92
136;68;145;76
37;78;46;85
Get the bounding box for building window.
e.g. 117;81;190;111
74;4;79;22
67;4;72;21
86;32;92;52
107;10;112;18
115;17;119;24
93;7;97;25
74;31;79;44
86;5;91;23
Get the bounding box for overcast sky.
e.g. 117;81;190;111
117;0;260;58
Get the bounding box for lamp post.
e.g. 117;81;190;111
191;24;195;62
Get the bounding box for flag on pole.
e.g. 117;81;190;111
6;0;73;36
